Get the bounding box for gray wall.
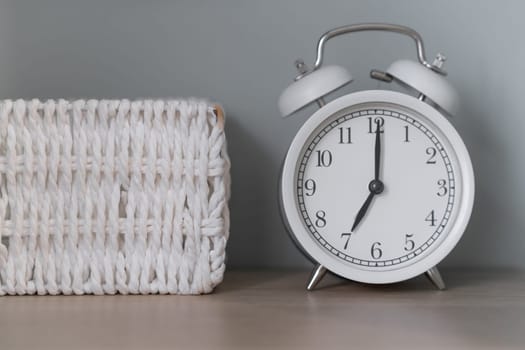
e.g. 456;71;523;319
0;0;523;269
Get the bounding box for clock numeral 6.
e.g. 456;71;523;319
315;150;332;167
368;117;385;133
304;179;316;196
404;234;415;252
315;210;327;228
437;179;447;196
426;147;437;164
371;242;383;260
340;232;352;249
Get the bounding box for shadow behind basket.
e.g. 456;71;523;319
0;99;230;295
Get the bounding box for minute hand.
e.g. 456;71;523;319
374;119;381;180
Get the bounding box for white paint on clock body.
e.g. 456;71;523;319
280;90;474;284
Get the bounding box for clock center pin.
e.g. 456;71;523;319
368;180;384;195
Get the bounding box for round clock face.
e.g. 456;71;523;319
281;91;474;283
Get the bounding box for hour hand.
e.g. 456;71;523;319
351;191;375;232
351;180;384;232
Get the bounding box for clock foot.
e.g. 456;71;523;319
306;264;327;291
425;266;446;290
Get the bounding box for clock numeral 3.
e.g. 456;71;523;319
304;179;316;196
338;127;353;144
340;233;352;249
368;117;385;133
315;150;332;167
315;210;327;228
437;179;447;196
425;210;437;226
371;242;383;259
404;234;415;251
426;147;437;164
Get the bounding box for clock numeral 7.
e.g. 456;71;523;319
340;232;352;249
368;117;385;133
315;150;332;167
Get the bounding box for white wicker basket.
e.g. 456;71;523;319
0;99;230;295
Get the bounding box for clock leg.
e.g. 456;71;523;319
306;264;327;291
425;266;446;290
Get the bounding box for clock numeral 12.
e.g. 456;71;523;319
368;117;385;133
338;127;352;144
404;125;410;142
315;150;332;167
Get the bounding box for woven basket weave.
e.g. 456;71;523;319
0;99;230;295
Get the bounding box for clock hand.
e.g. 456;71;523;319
351;120;385;232
351;191;375;232
350;179;384;232
374;119;381;180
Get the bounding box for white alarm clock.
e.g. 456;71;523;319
278;23;474;290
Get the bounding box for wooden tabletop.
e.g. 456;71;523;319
1;269;524;349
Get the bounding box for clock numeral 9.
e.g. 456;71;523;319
315;210;327;228
437;179;447;196
304;179;316;196
368;117;385;133
340;232;352;249
338;127;353;144
404;234;415;252
370;242;383;260
426;147;437;164
425;210;437;226
315;150;332;167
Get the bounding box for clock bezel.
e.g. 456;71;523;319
280;90;475;284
